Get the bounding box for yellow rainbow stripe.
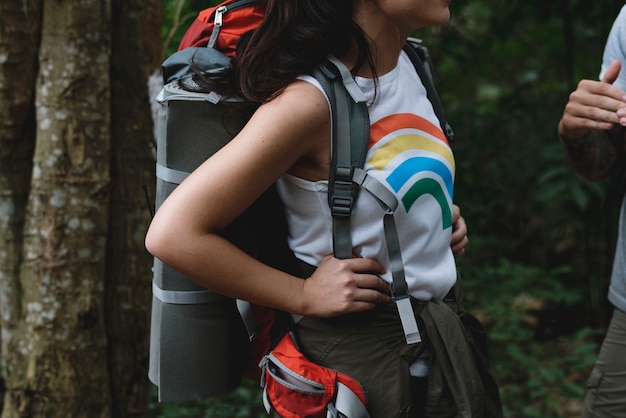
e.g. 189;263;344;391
369;133;455;171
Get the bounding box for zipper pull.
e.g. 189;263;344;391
214;5;227;27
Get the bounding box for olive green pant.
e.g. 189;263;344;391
294;302;428;418
583;307;626;418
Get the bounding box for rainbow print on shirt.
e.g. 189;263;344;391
367;113;455;229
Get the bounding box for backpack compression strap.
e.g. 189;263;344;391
313;58;422;345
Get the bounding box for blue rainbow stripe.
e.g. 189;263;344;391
386;157;454;198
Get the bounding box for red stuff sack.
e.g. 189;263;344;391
161;0;265;85
260;332;370;418
178;0;266;57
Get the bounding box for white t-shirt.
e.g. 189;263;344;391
277;50;457;301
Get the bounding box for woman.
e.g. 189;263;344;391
146;1;481;416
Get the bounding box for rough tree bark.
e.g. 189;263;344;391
0;0;160;416
3;0;114;416
0;0;42;413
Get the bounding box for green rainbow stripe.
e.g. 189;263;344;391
402;178;452;229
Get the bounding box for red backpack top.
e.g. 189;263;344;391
178;0;266;57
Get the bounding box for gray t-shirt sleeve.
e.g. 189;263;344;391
602;6;626;313
600;5;626;90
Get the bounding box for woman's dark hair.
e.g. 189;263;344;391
192;0;376;103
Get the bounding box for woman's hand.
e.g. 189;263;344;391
300;255;390;317
450;204;468;258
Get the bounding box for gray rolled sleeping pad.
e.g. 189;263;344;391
149;77;254;401
149;70;300;401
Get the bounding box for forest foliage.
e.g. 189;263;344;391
152;1;626;417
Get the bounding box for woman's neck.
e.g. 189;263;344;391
349;3;408;78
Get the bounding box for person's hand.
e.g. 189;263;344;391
450;204;468;258
558;60;626;141
300;255;390;317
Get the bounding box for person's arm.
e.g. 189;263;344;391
557;60;626;181
145;80;391;317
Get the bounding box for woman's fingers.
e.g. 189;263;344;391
301;256;391;316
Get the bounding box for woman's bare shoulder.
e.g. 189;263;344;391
263;79;329;126
242;79;330;153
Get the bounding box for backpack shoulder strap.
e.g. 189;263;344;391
312;59;370;260
311;59;422;345
403;38;455;151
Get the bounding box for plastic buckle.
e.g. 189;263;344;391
330;192;352;217
330;166;354;217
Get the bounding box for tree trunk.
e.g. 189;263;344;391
0;0;42;413
1;0;116;416
0;0;161;416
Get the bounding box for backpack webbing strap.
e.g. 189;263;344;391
355;167;421;344
156;162;190;185
403;38;455;150
152;281;227;304
383;212;422;344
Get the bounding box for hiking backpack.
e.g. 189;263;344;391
148;0;455;413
